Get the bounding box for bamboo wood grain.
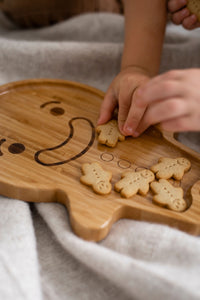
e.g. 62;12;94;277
0;78;200;241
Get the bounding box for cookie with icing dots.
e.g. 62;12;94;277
150;157;191;180
115;169;155;198
80;162;112;195
151;179;187;212
96;119;125;148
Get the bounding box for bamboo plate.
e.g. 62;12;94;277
0;79;200;241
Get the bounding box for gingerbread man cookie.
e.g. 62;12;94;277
96;119;125;147
115;169;155;198
150;179;187;212
80;162;112;195
150;157;191;180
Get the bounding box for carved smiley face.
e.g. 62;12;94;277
0;98;95;168
0;80;104;207
0;84;134;174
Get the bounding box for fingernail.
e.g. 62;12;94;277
124;125;133;135
132;131;140;137
191;14;197;20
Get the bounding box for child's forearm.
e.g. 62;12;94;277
121;0;168;76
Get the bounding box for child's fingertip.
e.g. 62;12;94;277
123;124;133;136
191;14;198;21
135;87;142;97
97;116;104;125
132;131;140;138
97;114;111;125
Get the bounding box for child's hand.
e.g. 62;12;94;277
168;0;200;29
97;67;150;135
128;68;200;135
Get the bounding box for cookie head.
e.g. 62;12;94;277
170;198;187;212
177;157;191;170
140;169;155;181
94;180;112;194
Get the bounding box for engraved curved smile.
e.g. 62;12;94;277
34;117;95;166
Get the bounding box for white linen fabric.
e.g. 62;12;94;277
0;11;200;300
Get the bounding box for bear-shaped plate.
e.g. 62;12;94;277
0;79;200;241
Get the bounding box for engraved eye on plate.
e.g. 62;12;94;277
0;139;25;156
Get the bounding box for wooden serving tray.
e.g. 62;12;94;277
0;79;200;241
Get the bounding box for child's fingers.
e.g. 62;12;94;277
97;88;117;125
168;0;187;13
170;7;190;25
117;83;138;133
135;98;188;135
122;92;147;137
160;116;192;132
120;72;182;136
182;14;199;29
118;101;131;134
136;76;182;108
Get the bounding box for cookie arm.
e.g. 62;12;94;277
114;178;127;192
